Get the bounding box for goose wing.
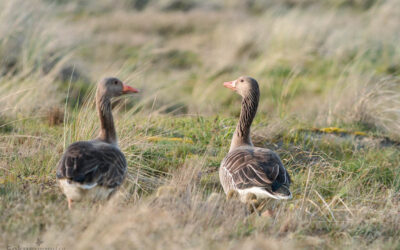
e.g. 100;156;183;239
56;141;127;188
222;147;291;196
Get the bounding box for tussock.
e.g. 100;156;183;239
323;75;400;140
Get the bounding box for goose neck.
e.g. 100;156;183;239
96;94;117;145
229;92;259;152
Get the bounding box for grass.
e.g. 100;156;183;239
1;0;400;249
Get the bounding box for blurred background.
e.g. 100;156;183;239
1;0;400;138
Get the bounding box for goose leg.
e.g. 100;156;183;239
68;199;73;210
245;193;261;215
245;193;257;202
256;200;275;217
226;190;240;201
245;195;273;217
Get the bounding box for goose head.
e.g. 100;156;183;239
97;77;139;99
223;76;259;98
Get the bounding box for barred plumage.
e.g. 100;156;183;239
220;76;292;201
220;146;291;201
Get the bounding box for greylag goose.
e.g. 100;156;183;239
219;76;292;203
56;77;139;209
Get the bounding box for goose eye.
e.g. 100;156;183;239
114;81;118;85
240;79;244;83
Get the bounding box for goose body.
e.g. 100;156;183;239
220;146;291;202
56;77;139;209
219;76;291;202
57;140;127;202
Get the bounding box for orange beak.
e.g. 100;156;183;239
223;80;237;91
122;83;140;94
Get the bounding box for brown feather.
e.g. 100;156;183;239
221;146;291;197
220;76;292;199
56;78;132;206
56;140;127;188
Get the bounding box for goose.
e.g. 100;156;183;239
219;76;292;203
56;77;139;209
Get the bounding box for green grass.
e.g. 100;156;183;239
1;114;399;248
1;0;400;249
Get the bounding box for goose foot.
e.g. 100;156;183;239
226;190;240;201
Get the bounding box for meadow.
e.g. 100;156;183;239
0;0;400;249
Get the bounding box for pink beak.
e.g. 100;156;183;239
223;80;236;91
122;83;140;94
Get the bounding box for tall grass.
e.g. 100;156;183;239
0;0;77;119
1;0;400;249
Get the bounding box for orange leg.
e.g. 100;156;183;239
68;199;73;210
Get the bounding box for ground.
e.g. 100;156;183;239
0;0;399;249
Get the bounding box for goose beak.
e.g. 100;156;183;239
223;80;237;91
122;83;140;94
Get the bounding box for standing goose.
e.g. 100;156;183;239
56;77;139;209
219;76;292;202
